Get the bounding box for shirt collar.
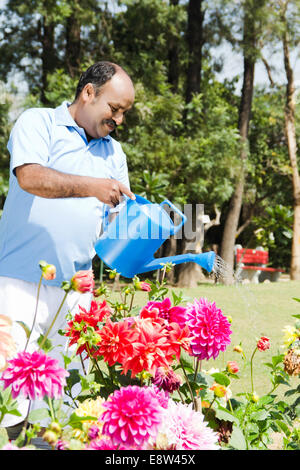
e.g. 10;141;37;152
54;101;111;142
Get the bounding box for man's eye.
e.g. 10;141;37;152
110;105;118;112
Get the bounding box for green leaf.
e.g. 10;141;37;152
0;428;9;449
272;354;284;367
215;405;239;424
16;320;31;340
258;395;275;406
67;412;98;429
275;420;291;437
37;334;53;353
211;372;230;387
251;410;269;421
28;407;50;423
228;425;247;450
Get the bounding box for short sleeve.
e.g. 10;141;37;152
116;146;130;190
7;108;52;176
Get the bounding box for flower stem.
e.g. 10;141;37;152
47;396;55;421
39;291;69;351
193;359;200;382
250;347;257;394
180;359;197;410
25;273;43;351
129;292;135;312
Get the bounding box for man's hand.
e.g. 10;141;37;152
89;178;135;207
15;164;135;206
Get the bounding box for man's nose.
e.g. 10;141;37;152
113;111;124;126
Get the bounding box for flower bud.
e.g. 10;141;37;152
107;269;117;280
233;345;243;354
257;336;270;352
201;400;211;409
49;421;61;434
251;392;259;403
226;361;239;374
43;430;58;445
135;281;151;292
210;383;227;398
39;260;56;280
70;270;95;293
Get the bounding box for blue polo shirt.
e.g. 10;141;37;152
0;101;130;287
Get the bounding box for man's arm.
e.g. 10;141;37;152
16;163;135;207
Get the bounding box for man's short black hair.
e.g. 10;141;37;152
75;61;117;100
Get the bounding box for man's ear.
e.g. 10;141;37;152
81;83;95;103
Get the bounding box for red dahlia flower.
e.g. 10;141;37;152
121;318;172;378
94;319;137;367
65;300;111;355
257;336;270;351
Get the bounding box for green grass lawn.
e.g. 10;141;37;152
112;279;300;399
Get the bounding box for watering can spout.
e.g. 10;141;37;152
137;251;216;275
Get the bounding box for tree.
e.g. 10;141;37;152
219;0;269;282
278;0;300;279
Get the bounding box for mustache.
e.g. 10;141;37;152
105;119;117;130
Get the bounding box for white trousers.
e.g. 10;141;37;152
0;276;92;427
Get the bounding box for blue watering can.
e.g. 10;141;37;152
94;194;216;279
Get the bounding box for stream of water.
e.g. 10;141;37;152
211;254;263;336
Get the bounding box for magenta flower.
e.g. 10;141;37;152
1;350;69;400
185;298;232;360
145;297;188;328
158;400;219;450
152;367;182;393
101;385;163;448
148;384;169;408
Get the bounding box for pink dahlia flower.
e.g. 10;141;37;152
101;385;163;448
1;350;69;400
148;384;169;409
185;298;232;360
158;400;219;450
70;270;95;293
2;443;31;450
86;438;130;450
145;297;188;329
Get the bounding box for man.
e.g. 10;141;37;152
0;61;135;433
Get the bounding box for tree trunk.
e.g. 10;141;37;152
40;18;56;104
168;0;180;92
282;12;300;279
220;8;256;283
66;6;81;77
177;205;206;287
176;0;206;287
185;0;204;103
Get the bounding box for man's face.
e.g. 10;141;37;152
78;72;135;139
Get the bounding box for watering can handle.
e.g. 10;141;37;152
160;199;187;236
